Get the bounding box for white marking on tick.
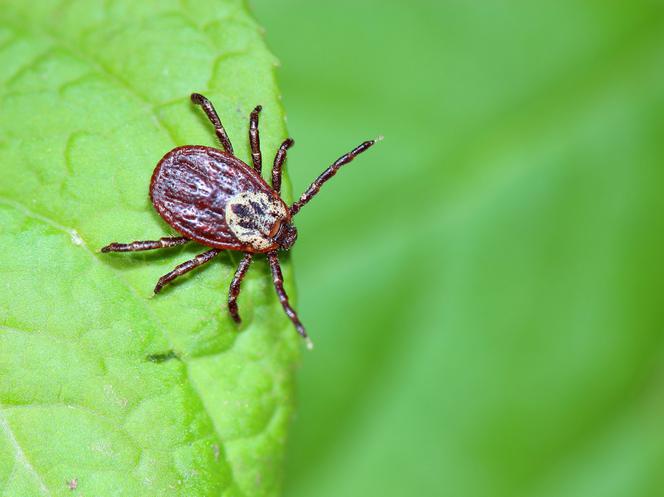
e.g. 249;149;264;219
225;191;288;250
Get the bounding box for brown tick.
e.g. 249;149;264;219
101;93;378;348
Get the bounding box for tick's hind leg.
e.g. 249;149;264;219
191;93;234;155
267;252;313;348
228;253;254;323
101;236;189;253
154;248;221;294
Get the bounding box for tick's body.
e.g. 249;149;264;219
151;146;289;253
102;93;377;346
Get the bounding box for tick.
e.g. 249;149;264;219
101;93;378;348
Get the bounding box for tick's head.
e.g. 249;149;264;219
275;222;298;250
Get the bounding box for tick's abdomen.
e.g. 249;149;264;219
150;145;285;252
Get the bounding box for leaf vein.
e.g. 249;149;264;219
0;408;52;497
0;196;235;489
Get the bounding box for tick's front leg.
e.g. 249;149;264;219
290;138;378;216
267;251;313;349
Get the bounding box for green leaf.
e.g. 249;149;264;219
0;1;299;495
252;2;664;497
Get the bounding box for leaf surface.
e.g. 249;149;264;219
0;1;299;496
251;1;664;497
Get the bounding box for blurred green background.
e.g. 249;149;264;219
251;1;664;496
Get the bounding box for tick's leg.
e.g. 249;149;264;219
228;253;254;323
267;252;313;348
271;138;294;195
290;138;379;216
191;93;234;155
101;236;189;253
154;248;220;294
249;106;262;174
